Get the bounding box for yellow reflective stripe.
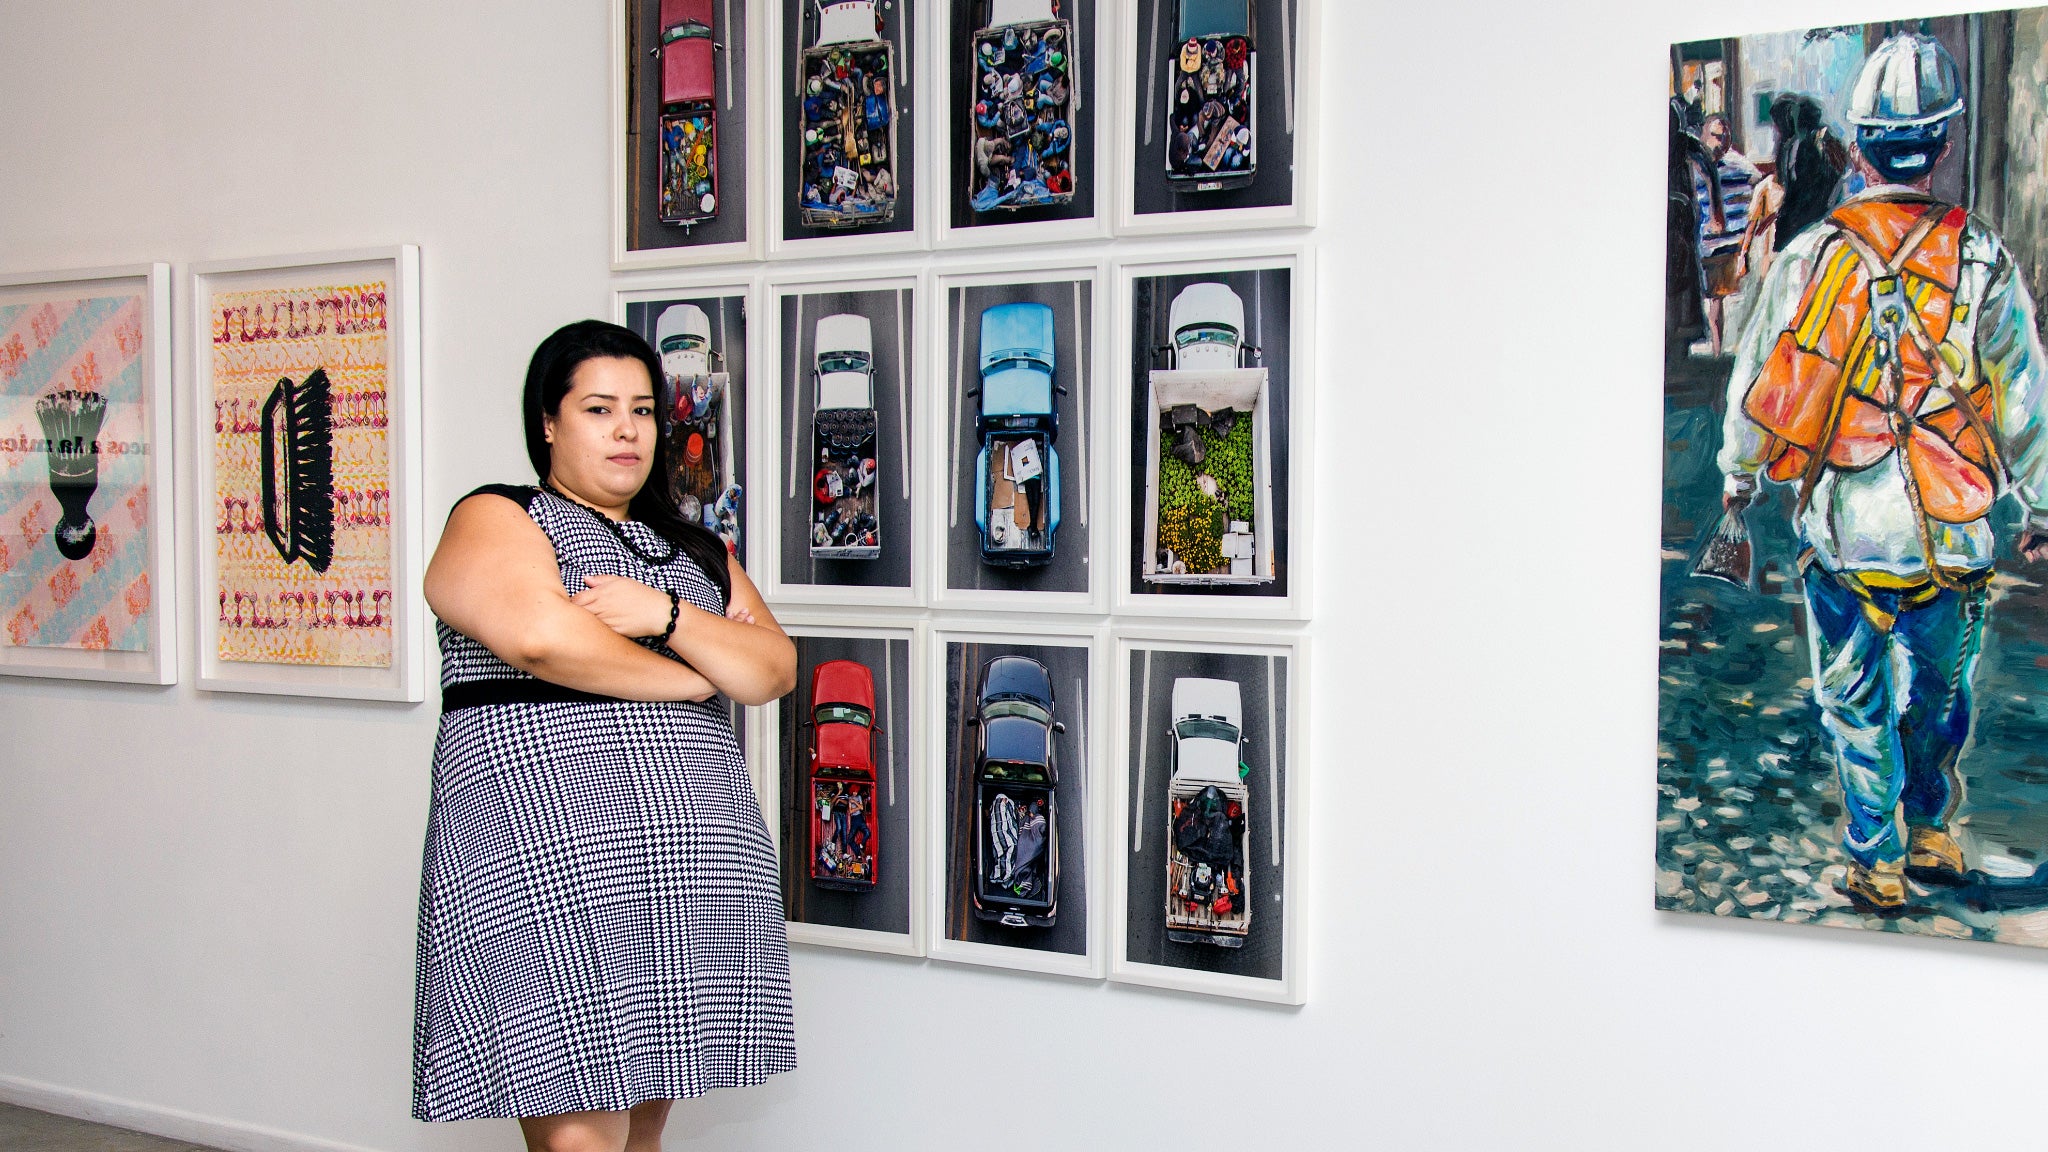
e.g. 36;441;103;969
1795;245;1860;350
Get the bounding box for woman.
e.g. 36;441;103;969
413;320;796;1149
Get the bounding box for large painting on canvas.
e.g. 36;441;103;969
1661;13;2048;943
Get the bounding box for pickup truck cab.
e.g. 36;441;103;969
1164;0;1255;192
967;0;1079;214
970;655;1064;928
811;313;881;560
799;0;900;228
807;658;881;892
1165;676;1251;947
1168;281;1251;370
654;303;741;553
971;302;1062;568
657;0;720;226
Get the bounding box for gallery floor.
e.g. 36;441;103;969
0;1103;223;1152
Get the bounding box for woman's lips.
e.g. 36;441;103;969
608;453;641;466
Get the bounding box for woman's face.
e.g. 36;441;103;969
543;355;658;512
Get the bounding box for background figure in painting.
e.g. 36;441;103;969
1695;115;1759;356
1667;100;1720;364
1743;95;1848;285
1718;33;2048;915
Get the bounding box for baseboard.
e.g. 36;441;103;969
0;1074;389;1152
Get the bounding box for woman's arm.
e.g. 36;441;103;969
425;494;717;702
574;558;796;706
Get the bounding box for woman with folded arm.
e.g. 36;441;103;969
411;319;796;1150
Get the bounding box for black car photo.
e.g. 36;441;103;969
970;654;1064;927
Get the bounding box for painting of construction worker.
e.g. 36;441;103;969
1661;14;2048;946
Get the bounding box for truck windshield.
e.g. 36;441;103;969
660;334;710;354
983;761;1049;784
816;704;872;727
662;21;712;43
983;699;1051;726
1176;718;1239;743
819;352;870;374
1178;0;1250;39
1174;324;1238;349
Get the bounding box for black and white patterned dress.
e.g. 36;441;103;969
412;484;795;1122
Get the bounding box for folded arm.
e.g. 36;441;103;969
424;493;717;703
575;559;796;706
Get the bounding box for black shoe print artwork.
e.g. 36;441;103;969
33;389;108;561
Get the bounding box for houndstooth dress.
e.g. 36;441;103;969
412;485;795;1122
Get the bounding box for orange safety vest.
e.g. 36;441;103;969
1743;197;2005;528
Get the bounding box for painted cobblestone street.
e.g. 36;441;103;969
1658;364;2048;946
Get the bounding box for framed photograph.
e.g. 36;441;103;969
1113;247;1310;620
0;264;176;684
932;261;1106;611
926;623;1104;978
612;0;761;268
191;247;424;701
760;268;923;607
615;278;759;575
766;0;925;258
1109;629;1304;1003
769;619;924;956
1114;0;1318;236
935;0;1109;249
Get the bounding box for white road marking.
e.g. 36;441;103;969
1280;0;1295;135
895;289;910;495
1266;653;1280;867
950;292;967;529
721;0;735;109
885;639;898;806
1133;648;1151;853
1144;0;1161;147
787;294;805;499
1072;281;1088;527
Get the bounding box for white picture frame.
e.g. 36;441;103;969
929;258;1108;613
611;0;765;269
1107;626;1306;1004
765;0;932;260
190;246;425;702
0;263;177;684
611;273;766;577
1111;243;1312;621
768;616;927;958
1112;0;1319;237
759;264;927;609
932;0;1115;251
925;620;1106;979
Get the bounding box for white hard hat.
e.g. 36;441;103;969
1847;33;1963;128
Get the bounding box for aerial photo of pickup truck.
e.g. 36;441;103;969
1165;676;1251;947
807;658;882;892
1164;0;1255;192
657;0;720;225
796;0;900;228
970;654;1065;928
971;301;1062;568
965;0;1078;214
810;313;880;560
654;303;742;553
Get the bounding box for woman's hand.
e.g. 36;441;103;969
572;572;674;638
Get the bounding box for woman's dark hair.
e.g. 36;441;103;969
522;319;732;605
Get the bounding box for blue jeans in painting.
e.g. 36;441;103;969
1802;565;1988;868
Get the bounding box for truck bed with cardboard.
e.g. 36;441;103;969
980;433;1056;561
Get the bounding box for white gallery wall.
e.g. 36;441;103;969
3;0;2045;1149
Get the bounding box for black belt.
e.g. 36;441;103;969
441;679;631;711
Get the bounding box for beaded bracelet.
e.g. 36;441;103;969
659;589;681;645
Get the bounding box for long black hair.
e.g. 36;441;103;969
522;319;732;605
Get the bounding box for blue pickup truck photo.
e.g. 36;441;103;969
971;301;1063;568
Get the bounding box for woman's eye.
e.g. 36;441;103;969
635;405;655;416
587;405;609;414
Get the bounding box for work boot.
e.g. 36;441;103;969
1844;857;1907;916
1906;827;1967;886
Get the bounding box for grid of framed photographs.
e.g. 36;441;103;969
607;0;1317;1003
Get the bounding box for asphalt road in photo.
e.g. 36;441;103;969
778;288;915;590
779;633;912;936
1122;647;1287;979
1127;265;1290;599
946;280;1092;595
1130;0;1297;215
944;639;1090;956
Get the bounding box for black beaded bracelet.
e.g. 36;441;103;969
659;589;681;645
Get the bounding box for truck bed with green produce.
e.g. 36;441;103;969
1140;283;1273;586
